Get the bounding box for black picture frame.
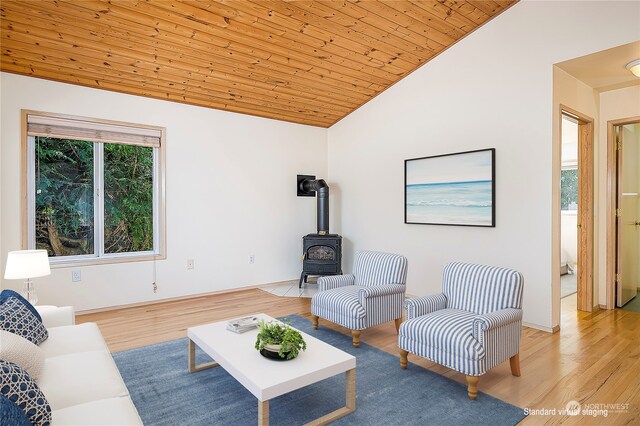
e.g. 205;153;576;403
404;148;495;227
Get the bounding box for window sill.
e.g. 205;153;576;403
49;253;165;269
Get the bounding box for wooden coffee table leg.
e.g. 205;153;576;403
304;368;356;425
258;400;269;426
188;338;219;373
346;368;356;410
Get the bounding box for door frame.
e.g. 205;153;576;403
560;105;594;312
606;116;640;309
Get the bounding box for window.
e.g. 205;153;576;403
561;114;579;212
560;168;578;211
23;111;165;264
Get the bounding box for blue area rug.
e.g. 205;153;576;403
113;315;525;425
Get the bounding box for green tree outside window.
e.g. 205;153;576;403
561;168;578;211
35;137;153;257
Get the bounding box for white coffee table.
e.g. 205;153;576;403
187;313;356;426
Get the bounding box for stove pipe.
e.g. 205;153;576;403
300;179;329;234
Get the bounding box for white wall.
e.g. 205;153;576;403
328;1;639;330
0;73;328;311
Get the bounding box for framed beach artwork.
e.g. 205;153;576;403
404;148;495;227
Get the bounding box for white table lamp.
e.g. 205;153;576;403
4;250;51;305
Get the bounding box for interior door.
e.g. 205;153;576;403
616;124;640;307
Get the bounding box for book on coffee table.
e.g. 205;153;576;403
226;316;259;334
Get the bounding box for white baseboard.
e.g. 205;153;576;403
523;321;558;333
76;279;298;315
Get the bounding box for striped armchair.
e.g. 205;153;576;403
398;262;524;400
311;251;408;347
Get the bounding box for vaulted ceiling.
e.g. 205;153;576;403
1;1;516;127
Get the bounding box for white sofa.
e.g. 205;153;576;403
35;306;142;425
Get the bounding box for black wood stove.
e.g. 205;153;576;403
297;175;342;287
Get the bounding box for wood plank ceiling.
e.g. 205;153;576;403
1;1;516;127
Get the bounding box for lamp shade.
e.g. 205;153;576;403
626;59;640;78
4;250;51;279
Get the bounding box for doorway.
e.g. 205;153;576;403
560;115;578;298
606;117;640;310
560;106;594;312
612;120;640;309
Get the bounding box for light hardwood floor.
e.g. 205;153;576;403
78;290;639;425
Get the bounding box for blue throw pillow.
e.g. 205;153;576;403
0;359;51;426
0;394;32;426
0;296;48;345
0;290;42;323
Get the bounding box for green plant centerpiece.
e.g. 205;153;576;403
254;319;307;360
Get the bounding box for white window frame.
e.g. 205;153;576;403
22;110;166;266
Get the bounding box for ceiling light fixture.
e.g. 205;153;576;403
626;59;640;77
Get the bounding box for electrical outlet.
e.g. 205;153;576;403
71;270;81;282
249;255;255;265
187;259;195;270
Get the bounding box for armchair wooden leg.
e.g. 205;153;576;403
466;376;480;400
312;315;319;330
351;330;361;348
394;317;402;333
399;349;408;369
509;353;521;377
